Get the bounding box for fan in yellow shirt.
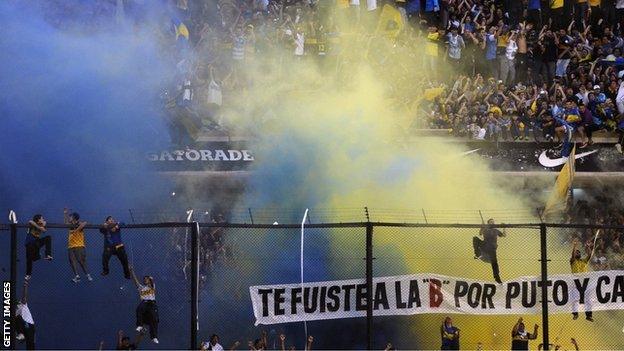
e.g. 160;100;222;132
426;29;441;57
570;239;590;273
570;236;596;321
64;209;92;283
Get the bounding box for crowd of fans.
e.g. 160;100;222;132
419;0;624;148
30;0;624;149
567;195;624;270
109;329;315;350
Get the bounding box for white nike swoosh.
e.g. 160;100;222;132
538;149;598;168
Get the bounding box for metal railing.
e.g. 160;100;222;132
2;221;622;350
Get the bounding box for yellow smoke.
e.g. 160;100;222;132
214;3;615;349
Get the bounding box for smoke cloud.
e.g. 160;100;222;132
0;1;172;222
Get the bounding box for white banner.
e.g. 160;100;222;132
250;271;624;325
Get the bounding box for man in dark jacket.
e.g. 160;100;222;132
473;218;506;283
99;216;131;279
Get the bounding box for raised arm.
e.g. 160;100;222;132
571;338;579;351
306;335;314;351
129;266;141;289
529;324;539;340
261;330;268;350
76;220;87;232
279;334;286;351
64;208;70;224
512;317;522;336
117;330;124;349
460;11;469;25
28;220;46;232
509;91;522;103
538;26;547;41
589;230;601;261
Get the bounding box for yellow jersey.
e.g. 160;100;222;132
588;0;601;6
571;257;589;273
426;32;440;57
68;227;85;248
551;0;564;8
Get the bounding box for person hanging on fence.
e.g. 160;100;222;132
129;265;159;344
15;279;36;350
25;214;53;280
64;209;93;283
472;218;506;283
99;216;131;279
570;236;596;322
511;317;538;350
440;316;460;350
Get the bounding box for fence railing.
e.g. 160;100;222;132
2;221;623;350
4;207;542;225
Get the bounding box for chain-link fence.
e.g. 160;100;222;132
2;221;624;350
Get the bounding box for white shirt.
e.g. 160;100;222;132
182;79;193;101
447;34;465;59
505;40;518;60
16;303;34;325
294;33;305;56
207;80;222;106
617;0;624;9
202;342;224;351
367;0;377;10
476;128;486;140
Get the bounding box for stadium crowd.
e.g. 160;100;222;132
567;196;624;270
418;0;624;148
30;0;624;150
154;0;624;153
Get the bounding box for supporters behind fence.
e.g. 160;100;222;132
64;209;93;283
25;214;52;280
100;216;131;279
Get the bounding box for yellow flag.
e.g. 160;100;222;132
544;146;576;217
376;4;404;38
175;23;190;41
424;87;445;101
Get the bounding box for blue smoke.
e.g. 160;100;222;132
0;1;173;222
0;2;185;349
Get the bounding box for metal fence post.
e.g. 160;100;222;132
191;222;200;350
540;224;550;350
248;208;254;224
365;222;373;350
9;220;17;350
